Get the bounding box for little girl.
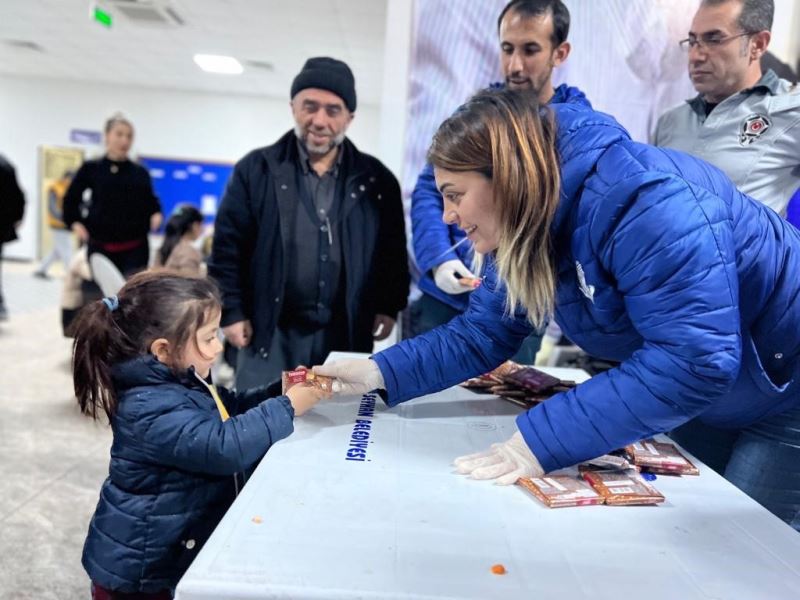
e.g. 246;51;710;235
154;205;204;277
72;271;328;599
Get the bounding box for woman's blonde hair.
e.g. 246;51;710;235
427;88;561;328
104;111;133;134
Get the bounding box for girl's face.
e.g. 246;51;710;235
434;167;500;254
188;221;203;241
177;310;223;378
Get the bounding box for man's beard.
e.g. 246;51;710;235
506;60;554;96
294;125;346;155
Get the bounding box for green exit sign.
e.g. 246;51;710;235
93;6;113;28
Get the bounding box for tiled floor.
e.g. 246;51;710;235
0;260;111;600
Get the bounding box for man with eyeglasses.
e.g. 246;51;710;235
654;0;800;216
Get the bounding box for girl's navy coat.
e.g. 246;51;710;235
82;355;294;593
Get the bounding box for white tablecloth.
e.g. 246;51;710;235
176;352;800;600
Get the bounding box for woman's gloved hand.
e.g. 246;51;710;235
453;431;544;485
434;259;477;295
313;359;385;396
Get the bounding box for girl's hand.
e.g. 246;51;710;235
285;383;330;417
72;222;90;242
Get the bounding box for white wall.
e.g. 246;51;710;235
0;74;381;260
772;0;800;70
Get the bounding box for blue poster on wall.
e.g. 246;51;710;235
139;155;233;231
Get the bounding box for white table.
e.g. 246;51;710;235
176;352;800;600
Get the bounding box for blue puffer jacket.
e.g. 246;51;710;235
375;102;800;472
411;84;592;310
82;355;295;593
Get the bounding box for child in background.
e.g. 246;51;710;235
154;205;205;277
72;271;328;599
34;170;75;279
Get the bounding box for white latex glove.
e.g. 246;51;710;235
453;431;544;485
433;259;477;295
313;359;385;396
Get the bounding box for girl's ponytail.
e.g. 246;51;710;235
72;297;132;422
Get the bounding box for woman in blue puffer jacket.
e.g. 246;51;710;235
72;271;329;598
317;88;800;530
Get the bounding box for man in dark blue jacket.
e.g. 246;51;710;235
410;0;586;363
210;58;409;390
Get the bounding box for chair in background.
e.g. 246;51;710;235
89;253;126;297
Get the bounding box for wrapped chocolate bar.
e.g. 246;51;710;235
461;360;522;389
579;454;634;473
281;368;337;394
461;364;577;408
517;476;603;508
502;367;562;394
582;469;665;506
626;439;700;476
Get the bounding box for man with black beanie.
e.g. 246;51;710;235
210;57;409;390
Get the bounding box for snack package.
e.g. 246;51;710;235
458;276;482;289
582;468;665;506
461;364;576;408
502;367;562;394
579;454;634;472
625;440;700;476
461;360;522;389
281;368;336;394
517;476;604;508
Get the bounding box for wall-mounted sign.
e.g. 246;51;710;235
69;129;103;145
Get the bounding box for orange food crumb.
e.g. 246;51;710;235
251;516;263;524
490;564;507;575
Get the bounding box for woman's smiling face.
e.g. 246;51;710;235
435;167;499;254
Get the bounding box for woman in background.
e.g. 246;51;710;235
63;113;162;276
155;205;205;277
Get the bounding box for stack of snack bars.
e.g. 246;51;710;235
460;361;576;407
517;440;699;509
622;439;700;475
517;476;603;508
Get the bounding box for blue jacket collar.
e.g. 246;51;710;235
488;82;592;108
112;355;206;391
551;83;592;108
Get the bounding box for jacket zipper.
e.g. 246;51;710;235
192;371;242;496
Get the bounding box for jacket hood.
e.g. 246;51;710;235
549;103;631;238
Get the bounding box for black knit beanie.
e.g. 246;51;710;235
290;57;357;112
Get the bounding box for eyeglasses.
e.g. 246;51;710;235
679;31;755;51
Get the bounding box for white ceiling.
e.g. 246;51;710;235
0;0;388;105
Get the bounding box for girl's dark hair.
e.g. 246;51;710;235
158;205;203;266
72;270;221;422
